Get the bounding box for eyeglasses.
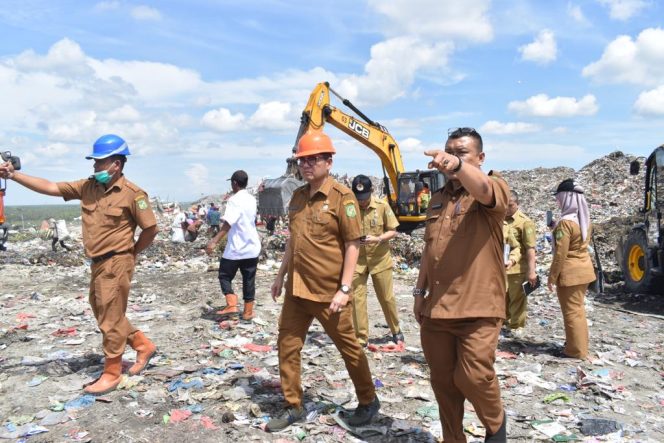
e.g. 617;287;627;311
297;155;329;167
448;127;478;137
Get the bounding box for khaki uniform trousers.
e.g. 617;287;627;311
88;253;137;358
277;295;375;408
421;317;504;443
506;273;528;329
557;284;589;358
351;268;400;345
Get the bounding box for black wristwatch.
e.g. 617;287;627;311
340;284;351;294
412;288;427;297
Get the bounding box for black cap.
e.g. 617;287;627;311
228;170;248;188
553;178;582;195
352;174;373;200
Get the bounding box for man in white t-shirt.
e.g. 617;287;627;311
171;208;186;243
206;170;261;320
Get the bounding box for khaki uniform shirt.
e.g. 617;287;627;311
285;176;361;303
57;175;157;258
422;172;510;319
503;222;521;266
549;220;595;287
505;209;536;275
356;196;399;275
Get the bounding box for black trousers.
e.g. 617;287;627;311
218;257;258;301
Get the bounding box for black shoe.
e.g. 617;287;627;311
485;411;506;442
392;331;405;344
266;406;306;432
347;396;380;427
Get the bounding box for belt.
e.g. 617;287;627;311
91;250;130;264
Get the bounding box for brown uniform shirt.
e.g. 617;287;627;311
357;196;399;275
505;209;536;275
549;220;595;287
57;175;157;258
285;176;361;302
422;172;510;319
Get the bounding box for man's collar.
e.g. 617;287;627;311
95;174;125;193
307;175;333;197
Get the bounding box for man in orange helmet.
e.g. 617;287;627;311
269;130;379;432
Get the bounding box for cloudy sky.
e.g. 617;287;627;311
1;0;663;204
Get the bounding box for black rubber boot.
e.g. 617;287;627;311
485;412;507;442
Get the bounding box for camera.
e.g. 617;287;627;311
1;151;21;170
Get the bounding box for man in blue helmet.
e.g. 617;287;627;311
0;134;159;395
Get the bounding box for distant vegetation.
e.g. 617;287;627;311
4;204;80;229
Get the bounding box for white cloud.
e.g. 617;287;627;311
519;30;557;65
12;38;91;76
480;120;541;134
184;163;210;192
107;104;141;122
633;86;664;115
337;36;454;105
201;108;246;132
597;0;648;20
400;137;424;153
368;0;493;42
567;3;589;24
508;94;598;117
582;28;664;86
131;5;162;21
35;143;71;158
248;101;296;130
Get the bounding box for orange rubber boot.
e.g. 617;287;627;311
84;356;122;395
217;293;239;316
127;331;157;376
242;301;255;320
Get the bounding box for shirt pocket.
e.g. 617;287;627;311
103;206;125;227
310;210;333;239
452;204;478;237
369;217;384;236
424;212;441;243
81;202;97;226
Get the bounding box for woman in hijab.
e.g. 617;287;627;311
547;179;596;359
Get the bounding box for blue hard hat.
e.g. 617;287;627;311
86;134;131;159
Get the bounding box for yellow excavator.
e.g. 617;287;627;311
290;82;445;230
617;145;664;293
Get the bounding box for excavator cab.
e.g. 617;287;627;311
618;145;664;293
394;171;445;224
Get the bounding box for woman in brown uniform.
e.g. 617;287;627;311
547;179;595;359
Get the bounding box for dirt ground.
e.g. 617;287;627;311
1;239;664;443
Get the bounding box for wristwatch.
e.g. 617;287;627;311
412;288;427;297
340;284;351;294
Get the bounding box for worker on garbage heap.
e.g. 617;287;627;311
350;174;403;347
0;134;159;395
547;178;595;359
206;170;261;321
269;130;379;432
413;127;508;442
504;191;537;338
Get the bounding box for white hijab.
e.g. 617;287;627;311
555;186;590;242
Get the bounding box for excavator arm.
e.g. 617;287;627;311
295;82;405;198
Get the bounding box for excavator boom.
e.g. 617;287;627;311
292;82;443;229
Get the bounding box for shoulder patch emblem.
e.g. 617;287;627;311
554;230;564;240
345;202;357;218
135;196;148;210
525;227;534;235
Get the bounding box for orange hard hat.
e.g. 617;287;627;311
295;130;336;158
